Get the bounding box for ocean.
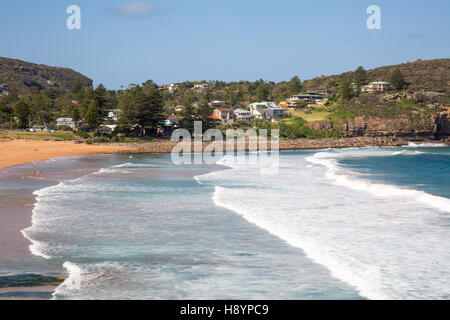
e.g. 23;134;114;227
1;144;449;300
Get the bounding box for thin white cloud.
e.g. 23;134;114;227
115;2;154;17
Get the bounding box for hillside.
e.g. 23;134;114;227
0;57;92;95
303;58;450;95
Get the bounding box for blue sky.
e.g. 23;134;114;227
0;0;449;89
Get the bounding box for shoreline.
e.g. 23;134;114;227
1;136;449;170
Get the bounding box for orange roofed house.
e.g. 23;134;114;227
212;108;235;124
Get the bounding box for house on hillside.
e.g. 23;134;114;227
361;82;390;93
249;102;284;122
249;102;276;109
193;83;209;93
250;103;267;118
159;83;178;94
265;108;285;122
288;93;324;104
234;109;253;121
210;100;226;108
212;108;235;124
307;88;331;97
279;100;300;109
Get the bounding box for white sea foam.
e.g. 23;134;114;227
21;166;118;292
53;262;83;298
406;142;447;148
20;230;51;259
305;151;450;213
111;163;160;168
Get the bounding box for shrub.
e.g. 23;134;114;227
75;130;90;139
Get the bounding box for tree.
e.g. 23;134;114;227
255;82;270;101
339;79;353;100
13;101;30;128
353;66;367;87
79;88;96;117
94;84;108;118
179;104;198;134
72;106;81;129
71;80;82;96
196;100;218;132
288;76;302;95
85;100;100;130
389;69;405;90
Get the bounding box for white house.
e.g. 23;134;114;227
98;125;118;135
361;82;390;93
249;102;277;119
234;109;253;121
56;118;75;129
249;102;276;110
193;83;209;93
288;93;324;104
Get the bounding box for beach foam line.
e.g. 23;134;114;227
20;230;51;260
52;262;83;298
111;163;160;168
305;151;450;214
211;185;388;300
21;164;123;259
406;142;448;148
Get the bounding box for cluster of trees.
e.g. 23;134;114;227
117;81;164;136
0;79;165;136
0;80;115;130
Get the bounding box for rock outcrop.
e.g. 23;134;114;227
307;112;450;139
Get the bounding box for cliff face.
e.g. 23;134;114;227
435;110;450;137
307;112;450;139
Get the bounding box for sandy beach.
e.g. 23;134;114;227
0;139;137;170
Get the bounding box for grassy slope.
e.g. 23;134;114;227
0;130;76;141
286;109;332;122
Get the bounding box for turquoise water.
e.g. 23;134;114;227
1;144;449;299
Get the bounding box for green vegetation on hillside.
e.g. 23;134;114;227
0;57;92;94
